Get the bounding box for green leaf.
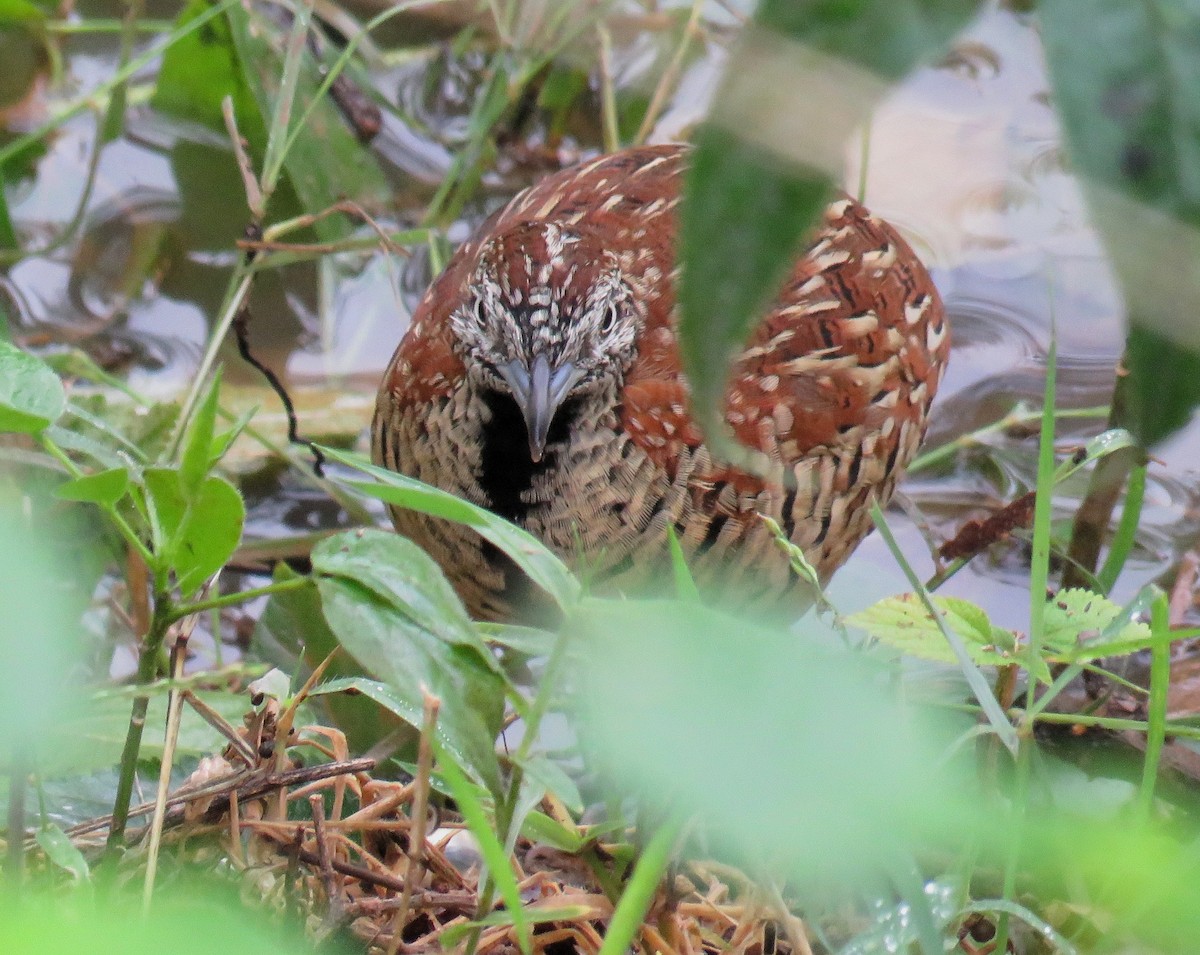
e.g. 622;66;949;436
313;529;495;664
322;447;580;612
848;594;1018;668
0;507;83;759
1052;427;1138;485
0;886;299;954
519;810;585;853
151;0;266;148
570;597;973;887
35;824;89;882
433;741;533;955
41;689;251;777
1044;587;1153;659
54;467;130;507
312;529;506;793
514;754;583;815
0;340;65;434
851;589;1157;670
1040;0;1200;446
314;676;502;795
180;369;222;495
680;0;983;441
223;0;389;241
142;468;244;595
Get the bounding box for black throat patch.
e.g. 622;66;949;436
476;387;579;524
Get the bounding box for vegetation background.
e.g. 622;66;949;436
1;1;1200;953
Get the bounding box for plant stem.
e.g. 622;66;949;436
166;575;310;622
1136;592;1171;822
105;593;174;855
1062;356;1144;590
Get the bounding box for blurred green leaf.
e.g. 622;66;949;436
0;1;47;136
34;824;89;882
0;886;308;954
41;689;250;778
0;340;65;433
223;0;389;241
680;0;982;440
54;466;130;506
151;0;266;147
312;529;506;793
142;468;244;595
0;507;82;758
1124;325;1200;447
322;448;580;612
570;597;973;885
1040;0;1200;445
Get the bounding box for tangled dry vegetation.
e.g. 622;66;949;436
52;685;807;955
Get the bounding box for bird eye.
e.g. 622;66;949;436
473;298;488;324
599;302;620;335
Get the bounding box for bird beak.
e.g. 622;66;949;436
500;354;581;462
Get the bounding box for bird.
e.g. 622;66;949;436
373;143;948;621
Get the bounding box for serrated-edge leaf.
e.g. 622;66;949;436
322;447;580;610
847;594;1017;667
1045;587;1153;658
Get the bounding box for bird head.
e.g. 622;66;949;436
450;220;641;462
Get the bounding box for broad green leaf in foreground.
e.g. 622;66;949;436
312;529;505;793
0;888;302;954
0;339;65;433
1040;0;1200;446
570;596;974;884
321;447;580;611
679;0;984;442
0;507;82;759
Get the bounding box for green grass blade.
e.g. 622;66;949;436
1096;461;1147;593
1027;329;1058;682
597;816;683;955
1136;591;1171;822
870;502;1018;753
434;744;531;955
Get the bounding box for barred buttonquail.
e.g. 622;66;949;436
373;144;948;620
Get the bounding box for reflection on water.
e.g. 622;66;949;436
4;5;1198;633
